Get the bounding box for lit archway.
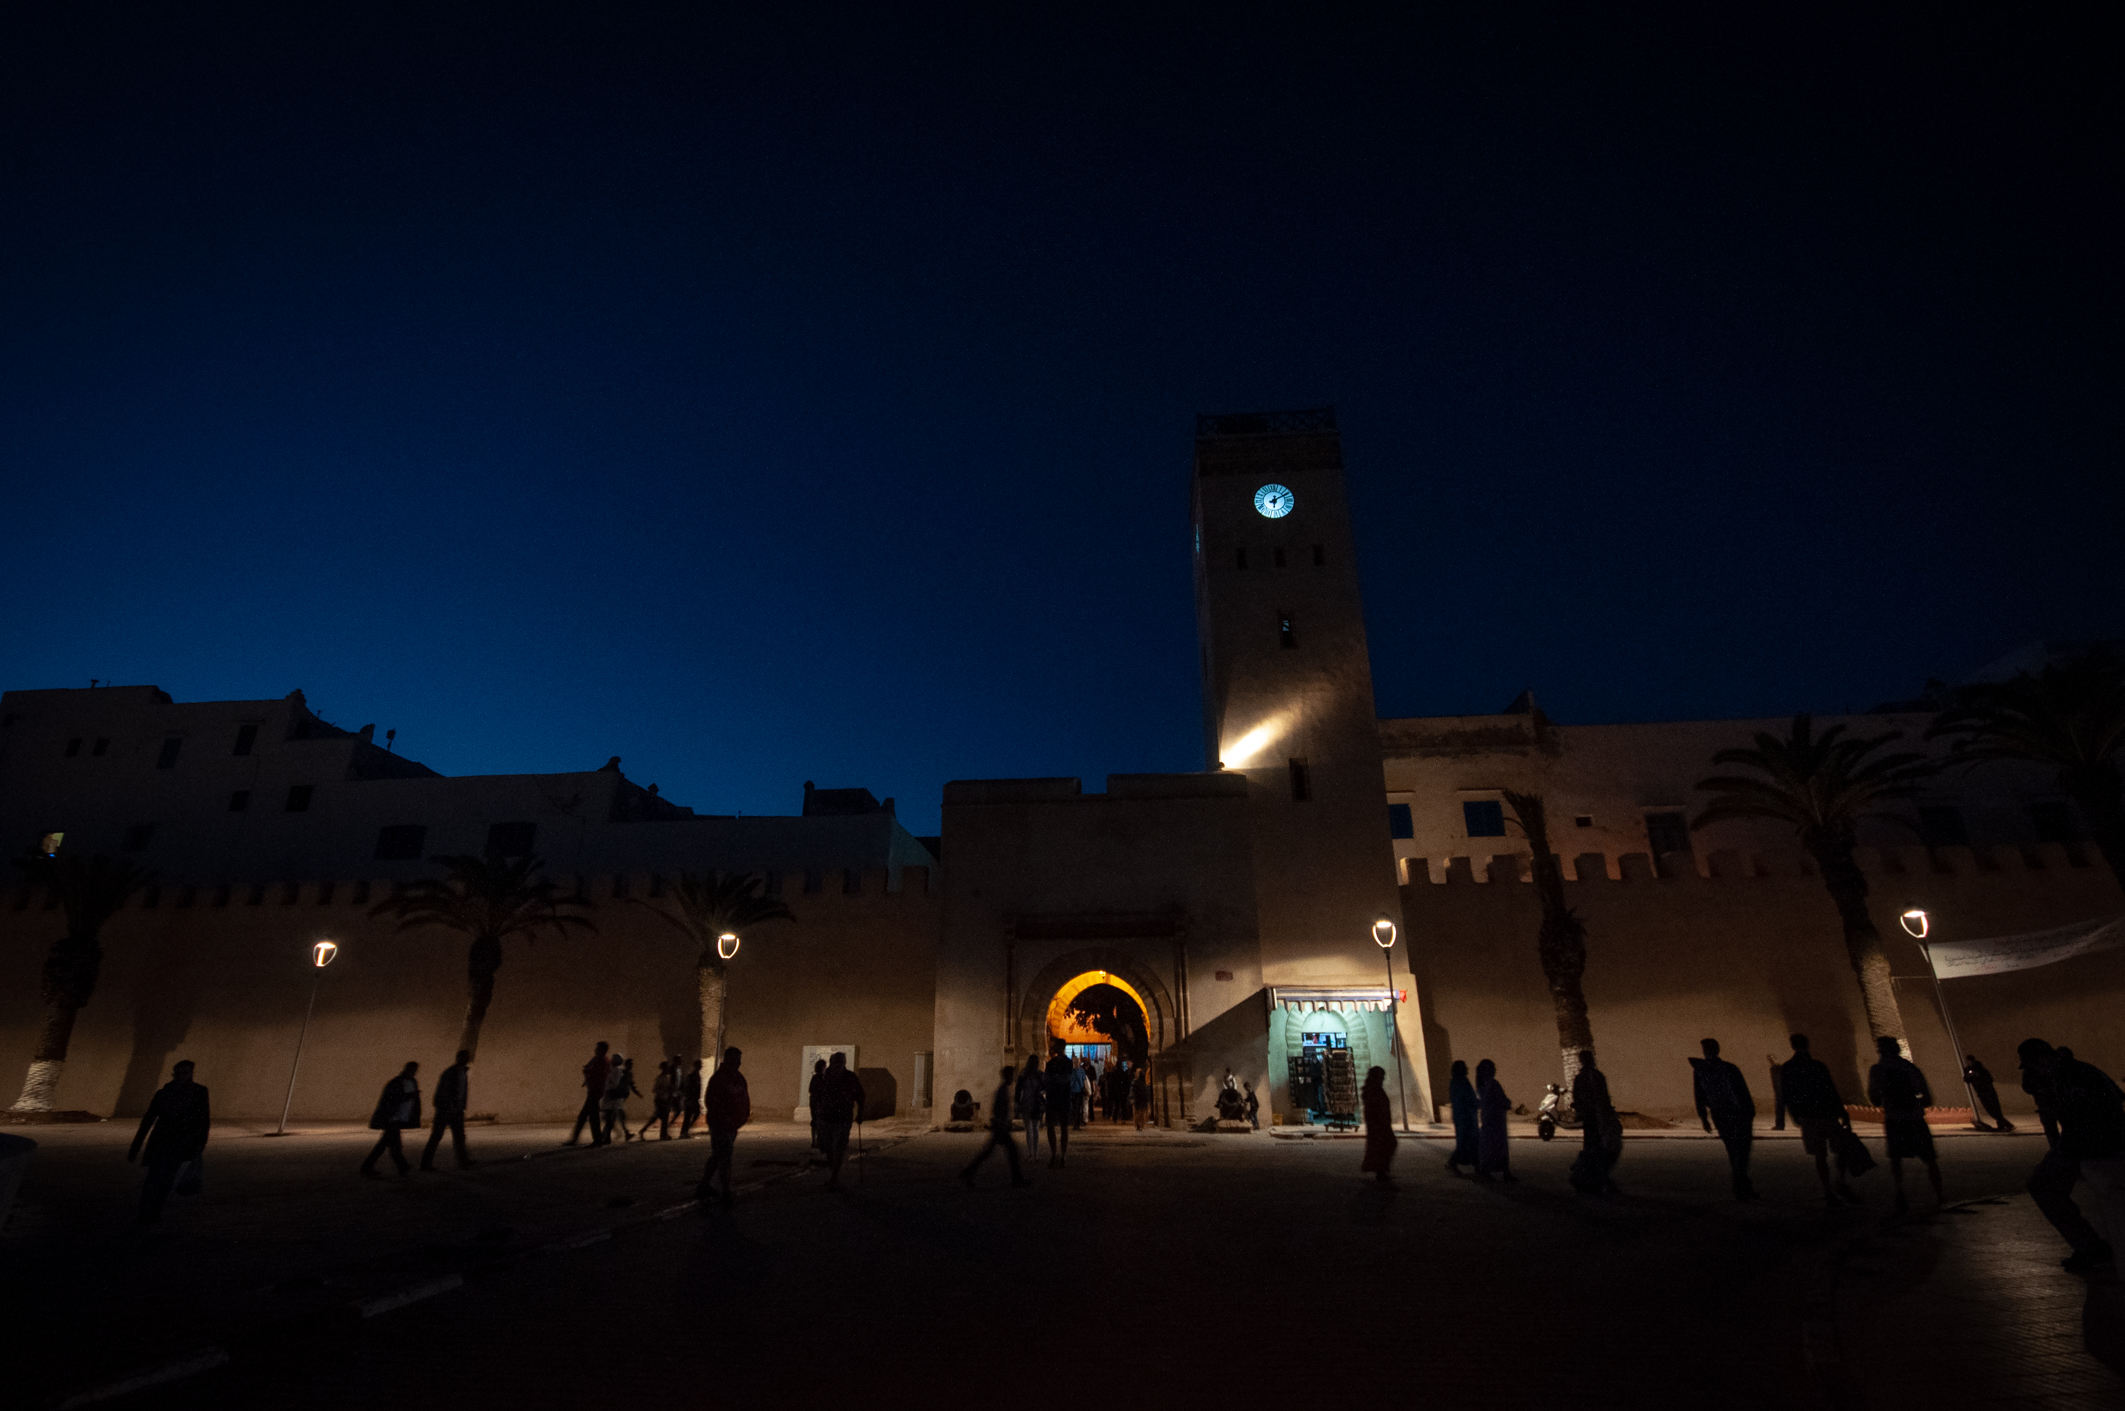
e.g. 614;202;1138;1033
1045;970;1152;1045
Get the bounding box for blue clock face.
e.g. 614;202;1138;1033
1253;483;1295;519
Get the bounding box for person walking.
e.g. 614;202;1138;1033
641;1057;678;1141
1043;1042;1075;1168
603;1054;639;1142
814;1051;866;1191
421;1049;476;1171
1963;1054;2016;1133
1016;1059;1046;1162
1475;1059;1514;1182
1070;1057;1089;1129
962;1064;1031;1188
361;1061;422;1178
1867;1035;1943;1213
678;1058;704;1139
128;1059;210;1224
2018;1038;2125;1273
808;1057;828;1152
1571;1049;1623;1195
1243;1083;1259;1131
1445;1059;1479;1175
1782;1034;1862;1207
1132;1067;1152;1131
1360;1066;1397;1185
696;1047;750;1208
1691;1038;1759;1201
566;1041;611;1146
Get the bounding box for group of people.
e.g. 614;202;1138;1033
1429;1050;1624;1193
805;1053;869;1189
562;1043;709;1148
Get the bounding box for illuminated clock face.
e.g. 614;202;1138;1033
1253;483;1295;519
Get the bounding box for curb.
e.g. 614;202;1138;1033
54;1348;228;1408
349;1274;464;1318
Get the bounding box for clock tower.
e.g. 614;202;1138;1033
1191;410;1413;1003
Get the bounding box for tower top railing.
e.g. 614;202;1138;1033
1194;407;1336;438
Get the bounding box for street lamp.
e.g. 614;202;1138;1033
717;931;740;960
1899;909;1929;939
1895;907;1987;1126
1373;915;1410;1131
273;938;339;1136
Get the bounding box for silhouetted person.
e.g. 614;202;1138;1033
1360;1066;1396;1185
961;1064;1030;1188
1963;1054;2014;1132
1571;1050;1622;1195
1132;1068;1152;1130
1782;1034;1860;1206
1015;1058;1046;1161
422;1050;475;1171
697;1047;750;1208
808;1057;828;1151
1475;1059;1513;1181
1867;1036;1942;1212
1244;1083;1259;1130
1691;1038;1758;1200
1443;1060;1478;1175
361;1061;421;1178
2018;1038;2125;1273
603;1054;640;1141
1766;1053;1787;1131
566;1041;610;1146
814;1051;866;1191
679;1059;704;1139
129;1059;209;1224
642;1056;678;1140
1043;1043;1074;1168
1071;1058;1089;1128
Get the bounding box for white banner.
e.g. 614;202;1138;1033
1924;915;2125;979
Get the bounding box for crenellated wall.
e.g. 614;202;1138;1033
0;866;941;1122
1403;842;2125;1124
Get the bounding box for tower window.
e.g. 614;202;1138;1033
1313;544;1325;566
1388;803;1414;839
1235;548;1248;570
2030;801;2074;844
1645;811;1691;856
65;737;81;757
92;738;109;756
1463;800;1506;838
1273;547;1287;569
1278;613;1297;649
1288;758;1312;802
1574;815;1594;828
228;791;249;812
157;738;183;769
233;724;258;756
284;784;314;813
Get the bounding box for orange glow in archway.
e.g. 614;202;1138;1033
1044;970;1150;1046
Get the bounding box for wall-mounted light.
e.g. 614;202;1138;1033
1372;917;1398;949
717;932;740;960
1899;909;1929;939
312;939;339;967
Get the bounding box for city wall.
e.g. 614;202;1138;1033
0;866;940;1123
1404;843;2125;1123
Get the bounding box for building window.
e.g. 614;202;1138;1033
233;724;258;756
284;785;313;813
1273;546;1287;569
92;738;109;756
1278;613;1297;649
228;791;250;812
65;737;81;758
1463;800;1506;838
376;824;427;861
1646;811;1691;857
123;823;155;852
486;821;536;858
1574;815;1594;828
157;737;183;769
1235;547;1248;570
1312;544;1325;566
1918;806;1969;849
2030;801;2075;845
1288;757;1312;802
1388;803;1414;839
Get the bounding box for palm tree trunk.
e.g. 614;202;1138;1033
1812;845;1907;1049
1505;792;1597;1085
459;935;503;1058
9;996;82;1111
699;963;727;1073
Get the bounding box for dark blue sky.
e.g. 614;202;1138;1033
3;7;2116;834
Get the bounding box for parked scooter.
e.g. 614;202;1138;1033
1536;1084;1580;1141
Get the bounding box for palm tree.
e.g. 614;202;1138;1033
9;852;154;1112
631;870;793;1069
368;854;597;1058
1502;791;1596;1086
1927;647;2125;896
1693;714;1935;1047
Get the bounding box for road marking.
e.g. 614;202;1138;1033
349;1274;464;1318
57;1347;229;1406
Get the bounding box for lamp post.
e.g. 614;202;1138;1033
1900;908;1986;1128
274;939;339;1136
1373;916;1410;1131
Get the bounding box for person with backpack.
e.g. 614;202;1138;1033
361;1061;421;1178
1781;1034;1864;1207
1867;1036;1942;1212
1043;1042;1075;1168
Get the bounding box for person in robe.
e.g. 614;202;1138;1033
1445;1059;1479;1175
1476;1059;1514;1181
1359;1066;1396;1185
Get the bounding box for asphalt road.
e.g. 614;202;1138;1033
4;1119;2058;1410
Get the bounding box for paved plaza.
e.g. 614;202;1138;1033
3;1118;2119;1409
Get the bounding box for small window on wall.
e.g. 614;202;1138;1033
1463;800;1506;838
2030;801;2074;845
123;823;155;852
157;738;183;769
1646;811;1691;856
376;825;428;861
1288;758;1312;802
284;785;314;813
233;724;258;756
1278;613;1297;649
1312;544;1325;566
1918;806;1969;849
65;737;82;758
1388;803;1414;839
1273;547;1287;569
1235;548;1248;570
486;821;536;858
92;738;109;756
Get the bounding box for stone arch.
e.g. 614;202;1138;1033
1014;947;1180;1063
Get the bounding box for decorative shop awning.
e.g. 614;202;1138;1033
1269;986;1403;1014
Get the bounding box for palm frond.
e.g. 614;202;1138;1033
1693;712;1937;839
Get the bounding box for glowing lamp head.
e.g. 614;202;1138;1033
1372;917;1398;949
312;940;339;968
717;932;740;960
1899;909;1930;939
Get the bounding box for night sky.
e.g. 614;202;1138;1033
3;8;2116;834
